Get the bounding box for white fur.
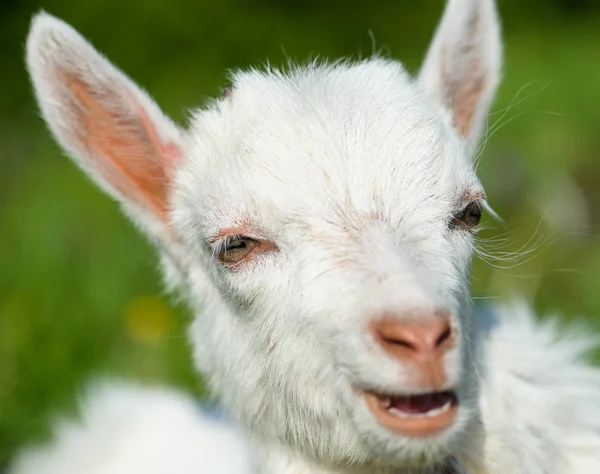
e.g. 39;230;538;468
9;382;255;474
474;304;600;473
15;0;600;472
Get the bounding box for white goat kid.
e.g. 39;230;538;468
16;0;600;472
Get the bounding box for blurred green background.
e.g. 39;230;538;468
2;0;600;469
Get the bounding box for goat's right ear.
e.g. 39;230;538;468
26;13;182;244
418;0;502;154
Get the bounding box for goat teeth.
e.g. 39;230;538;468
388;407;414;418
387;407;419;419
386;400;452;419
426;400;452;418
378;397;392;409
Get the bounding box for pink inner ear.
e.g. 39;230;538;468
65;74;178;221
449;74;485;139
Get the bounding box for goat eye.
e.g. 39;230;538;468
451;201;482;230
218;237;258;264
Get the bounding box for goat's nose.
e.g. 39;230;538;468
371;315;454;361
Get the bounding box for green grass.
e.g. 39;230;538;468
2;0;600;469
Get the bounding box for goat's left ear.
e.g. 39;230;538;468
418;0;502;153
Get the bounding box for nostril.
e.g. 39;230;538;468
381;334;417;351
435;323;452;349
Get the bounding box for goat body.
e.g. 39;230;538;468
13;0;600;472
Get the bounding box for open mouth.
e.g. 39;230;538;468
363;390;458;436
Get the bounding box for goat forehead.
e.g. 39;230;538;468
183;59;478;232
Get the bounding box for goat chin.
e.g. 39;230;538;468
9;303;600;474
